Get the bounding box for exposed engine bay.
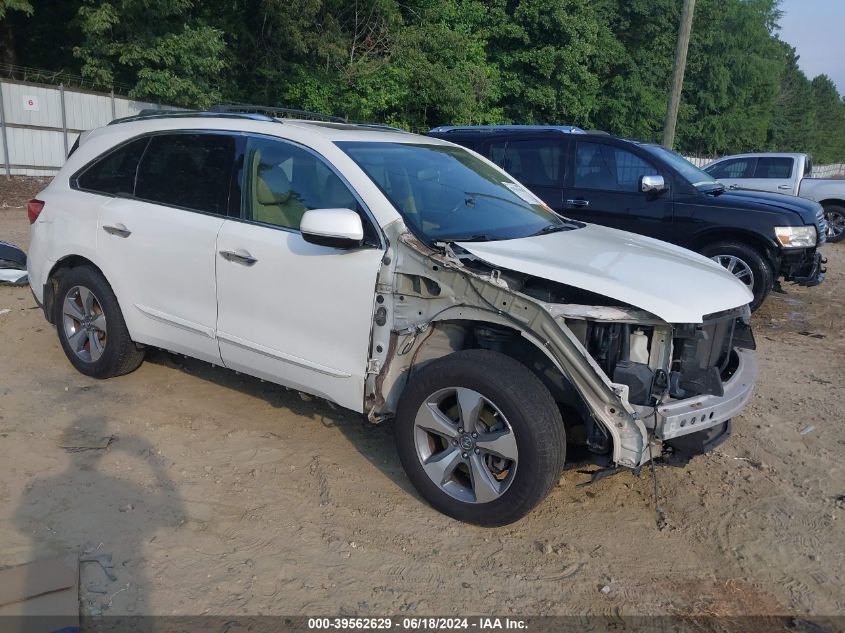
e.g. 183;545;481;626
367;232;759;471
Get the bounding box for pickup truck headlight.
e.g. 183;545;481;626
775;225;816;248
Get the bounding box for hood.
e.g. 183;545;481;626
713;189;821;225
457;224;752;324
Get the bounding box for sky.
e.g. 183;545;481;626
777;0;845;94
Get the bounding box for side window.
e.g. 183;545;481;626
135;133;235;215
76;137;149;196
243;137;378;242
707;158;755;179
754;157;793;179
574;142;658;192
488;139;563;187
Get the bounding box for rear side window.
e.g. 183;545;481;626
76;137;149;196
706;158;755;179
488;139;563;187
135;133;235;215
753;157;793;179
574;142;658;192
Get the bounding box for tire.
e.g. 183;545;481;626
700;241;774;311
395;349;565;526
823;204;845;243
54;265;145;378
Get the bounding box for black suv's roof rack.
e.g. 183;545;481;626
429;124;587;135
211;103;347;123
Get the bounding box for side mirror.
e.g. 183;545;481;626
300;208;365;249
640;174;667;194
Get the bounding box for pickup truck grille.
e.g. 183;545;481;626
816;205;828;245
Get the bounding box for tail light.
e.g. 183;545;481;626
27;199;45;224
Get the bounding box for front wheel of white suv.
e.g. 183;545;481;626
394;350;566;526
54;266;145;378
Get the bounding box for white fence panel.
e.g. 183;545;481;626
812;163;845;179
1;78;179;177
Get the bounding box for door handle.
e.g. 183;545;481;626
219;249;258;266
102;223;131;238
777;185;792;190
566;199;590;207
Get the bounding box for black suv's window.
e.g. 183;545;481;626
76;137;149;196
753;157;793;179
242;137;379;243
706;158;755;179
488;139;563;187
574;142;658;192
135;133;235;215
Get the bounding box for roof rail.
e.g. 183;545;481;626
108;110;277;125
429;124;587;135
211;103;347;123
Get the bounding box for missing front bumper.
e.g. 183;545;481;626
783;251;826;287
633;348;757;441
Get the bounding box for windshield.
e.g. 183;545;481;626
337;141;574;243
641;144;721;189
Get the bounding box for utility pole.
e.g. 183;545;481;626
662;0;696;149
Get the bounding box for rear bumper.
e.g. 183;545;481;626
780;249;826;287
633;348;757;442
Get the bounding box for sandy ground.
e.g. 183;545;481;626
1;177;844;623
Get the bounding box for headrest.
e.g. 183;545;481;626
256;167;292;205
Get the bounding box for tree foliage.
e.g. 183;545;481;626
3;0;845;161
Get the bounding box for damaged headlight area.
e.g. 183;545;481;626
574;308;755;410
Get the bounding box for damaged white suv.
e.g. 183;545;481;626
27;109;758;525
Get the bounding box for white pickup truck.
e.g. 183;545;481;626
704;152;845;242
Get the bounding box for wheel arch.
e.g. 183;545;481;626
818;198;845;209
686;229;777;261
380;317;611;455
44;255;110;324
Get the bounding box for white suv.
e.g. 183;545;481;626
27;109;758;525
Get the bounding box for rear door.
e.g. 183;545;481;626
562;139;673;240
482;136;567;212
706;156;797;194
96;132;237;364
704;157;757;190
743;156;797;195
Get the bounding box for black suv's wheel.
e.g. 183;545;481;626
395;349;565;526
824;204;845;243
54;266;145;378
701;241;774;311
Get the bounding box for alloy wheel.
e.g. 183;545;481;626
827;209;845;241
413;387;518;504
62;285;107;363
712;254;755;288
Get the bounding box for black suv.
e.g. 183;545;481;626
428;125;827;309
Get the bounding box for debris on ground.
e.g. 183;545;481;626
0;555;79;631
58;430;115;452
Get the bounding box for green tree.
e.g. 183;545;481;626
806;75;845;164
75;0;226;107
677;0;784;155
484;0;617;127
768;43;816;154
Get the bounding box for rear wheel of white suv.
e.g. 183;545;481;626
54;266;145;378
394;350;565;526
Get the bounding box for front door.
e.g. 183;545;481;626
97;132;236;364
563;140;673;240
215;136;384;412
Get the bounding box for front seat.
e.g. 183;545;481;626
252;153;307;228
